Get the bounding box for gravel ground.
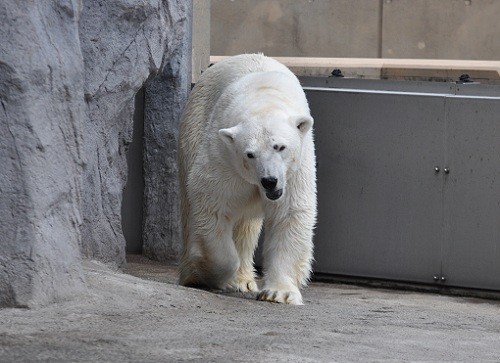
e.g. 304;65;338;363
1;256;499;362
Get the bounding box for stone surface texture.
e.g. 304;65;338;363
142;5;192;261
79;0;190;264
0;0;86;308
0;0;191;307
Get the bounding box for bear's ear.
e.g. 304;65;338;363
219;126;239;146
294;115;314;135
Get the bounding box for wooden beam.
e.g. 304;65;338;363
210;56;500;82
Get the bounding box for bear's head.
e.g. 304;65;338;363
219;109;313;201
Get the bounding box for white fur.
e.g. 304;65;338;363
178;54;317;305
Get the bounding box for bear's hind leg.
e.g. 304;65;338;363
229;217;263;292
182;211;241;289
179;240;205;287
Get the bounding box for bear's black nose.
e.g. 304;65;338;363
261;177;278;191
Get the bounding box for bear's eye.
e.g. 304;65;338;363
246;153;255;159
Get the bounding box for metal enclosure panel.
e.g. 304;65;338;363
308;89;444;283
455;84;500;97
300;77;456;95
442;97;500;290
301;78;500;97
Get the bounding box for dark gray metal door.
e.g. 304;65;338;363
309;89;444;284
307;85;500;290
442;96;500;290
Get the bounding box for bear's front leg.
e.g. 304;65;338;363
258;212;314;305
228;217;263;293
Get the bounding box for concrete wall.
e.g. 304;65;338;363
211;0;500;61
192;0;211;84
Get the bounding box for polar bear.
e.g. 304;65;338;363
178;54;316;305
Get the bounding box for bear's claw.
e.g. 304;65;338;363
228;277;259;293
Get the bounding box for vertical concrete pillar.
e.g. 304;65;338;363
192;0;211;84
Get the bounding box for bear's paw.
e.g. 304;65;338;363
228;276;259;293
257;289;303;305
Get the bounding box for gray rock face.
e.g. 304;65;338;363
0;0;191;307
79;0;190;264
143;6;192;261
0;0;86;307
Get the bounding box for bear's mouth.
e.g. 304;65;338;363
265;189;283;201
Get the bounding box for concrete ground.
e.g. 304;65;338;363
1;256;499;362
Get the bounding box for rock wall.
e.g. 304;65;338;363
79;0;191;264
143;17;192;261
0;0;86;307
0;0;191;307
